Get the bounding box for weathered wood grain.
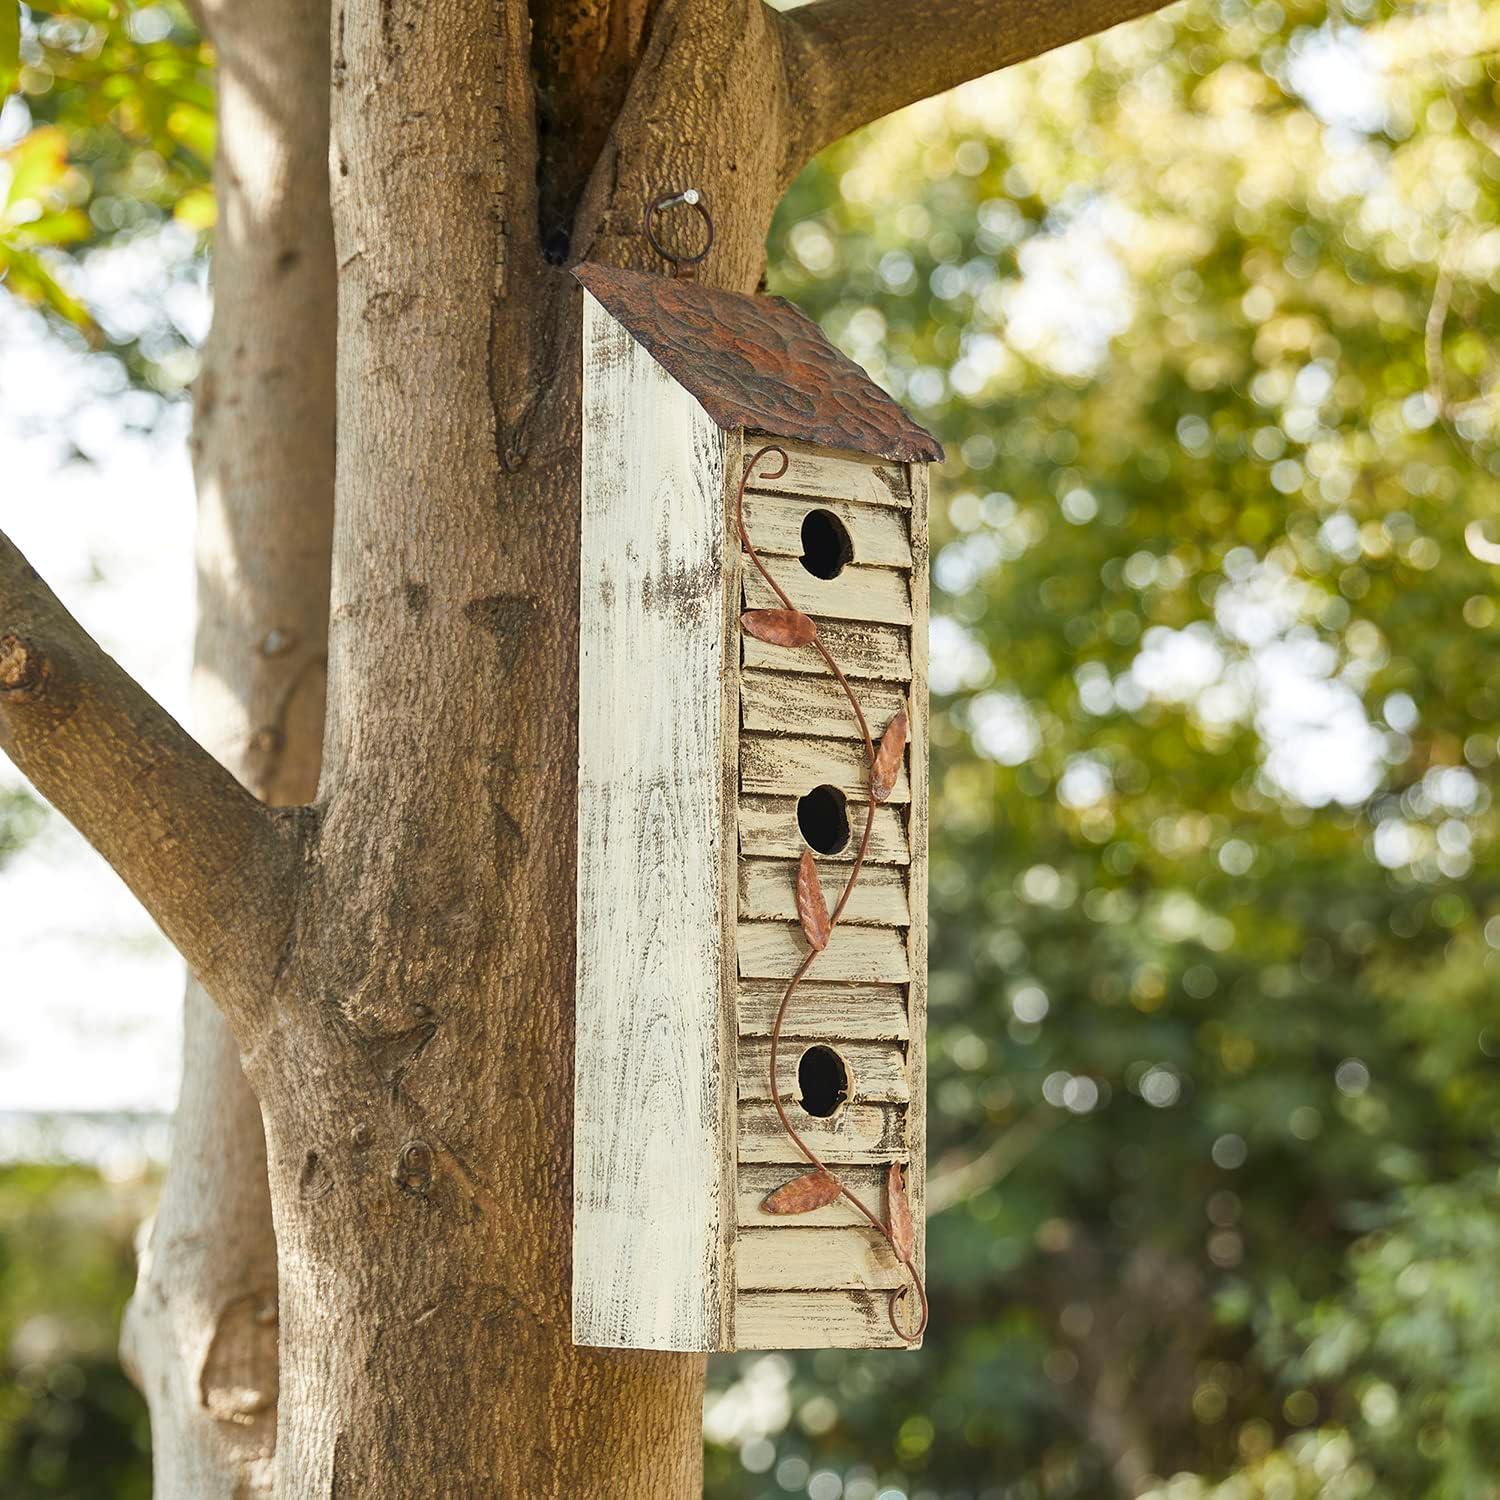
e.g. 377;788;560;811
744;438;910;510
735;1228;905;1291
573;294;730;1352
738;859;909;927
736;980;909;1040
741;616;911;682
738;1101;907;1164
904;461;931;1290
736;1163;890;1227
741;492;912;569
735;1291;916;1349
738;1039;909;1103
737;921;909;983
740;733;910;804
716;428;745;1350
737;795;909;866
741;671;909;742
743;555;911;626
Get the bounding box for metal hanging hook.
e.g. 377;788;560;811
644;188;714;277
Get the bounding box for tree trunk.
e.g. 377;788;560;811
0;0;1172;1492
119;0;336;1489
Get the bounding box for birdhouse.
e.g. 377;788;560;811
571;262;942;1352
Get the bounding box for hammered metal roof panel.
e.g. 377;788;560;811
574;263;943;465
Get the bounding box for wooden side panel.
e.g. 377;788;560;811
715;428;745;1350
738;1102;907;1164
737;1164;890;1226
738;796;909;865
744;556;911;626
742;617;910;682
737;1228;905;1291
736;980;909;1041
573;295;729;1352
741;672;909;741
742;493;912;569
738;1039;910;1103
905;463;930;1301
740;733;910;803
736;1291;912;1349
730;441;929;1354
737;921;909;983
739;860;909;927
744;438;910;510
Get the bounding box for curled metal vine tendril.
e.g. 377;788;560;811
736;442;929;1344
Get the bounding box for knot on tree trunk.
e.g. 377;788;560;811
0;633;50;704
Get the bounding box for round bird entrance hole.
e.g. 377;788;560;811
797;1045;851;1118
797;784;850;855
800;509;854;580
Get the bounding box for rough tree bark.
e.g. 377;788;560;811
116;0;337;1490
2;1;1169;1494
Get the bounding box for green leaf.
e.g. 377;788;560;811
0;243;98;338
164;100;213;163
12;206;90;245
0;0;19;98
3;126;70;217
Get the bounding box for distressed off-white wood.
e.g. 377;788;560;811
737;980;909;1040
741;493;912;569
738;795;909;865
574;416;930;1353
741;616;911;682
741;672;909;742
743;556;911;626
738;859;909;927
740;733;910;804
904;462;931;1293
715;428;745;1348
738;1101;907;1164
736;1163;889;1226
745;438;911;510
735;1228;905;1290
737;921;909;983
573;293;730;1352
735;1291;913;1349
738;1039;910;1103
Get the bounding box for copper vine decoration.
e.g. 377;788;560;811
736;442;929;1344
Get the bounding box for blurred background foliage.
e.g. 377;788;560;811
0;0;210;397
0;1166;150;1497
5;0;1500;1496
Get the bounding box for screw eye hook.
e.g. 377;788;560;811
644;189;714;277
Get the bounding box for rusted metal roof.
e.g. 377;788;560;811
574;263;944;465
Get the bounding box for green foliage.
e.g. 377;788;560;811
1;0;212;391
708;2;1500;1496
0;1165;151;1497
0;787;43;862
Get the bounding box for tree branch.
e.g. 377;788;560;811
0;533;301;1018
780;0;1176;162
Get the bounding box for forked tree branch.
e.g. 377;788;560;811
0;532;301;1022
780;0;1177;160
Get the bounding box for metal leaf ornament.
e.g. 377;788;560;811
761;1169;842;1215
741;608;817;647
871;709;908;803
796;848;830;952
886;1162;915;1262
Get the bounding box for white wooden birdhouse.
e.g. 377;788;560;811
571;261;942;1352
